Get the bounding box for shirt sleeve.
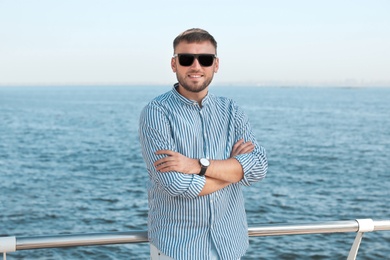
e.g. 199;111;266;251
139;102;206;198
232;103;268;186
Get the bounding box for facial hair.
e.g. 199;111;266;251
176;71;214;93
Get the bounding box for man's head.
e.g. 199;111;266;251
173;28;217;54
171;28;219;101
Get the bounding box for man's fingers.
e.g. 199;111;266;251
231;140;254;157
154;150;177;166
154;155;175;167
232;139;244;149
155;150;175;155
155;160;177;172
237;142;254;153
156;164;170;172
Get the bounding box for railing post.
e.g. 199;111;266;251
0;236;16;260
347;219;374;260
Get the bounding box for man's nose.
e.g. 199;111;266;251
190;58;202;69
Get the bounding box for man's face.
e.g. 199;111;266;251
171;41;219;95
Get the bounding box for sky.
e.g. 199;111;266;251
0;0;389;87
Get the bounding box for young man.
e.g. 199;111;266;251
139;28;267;260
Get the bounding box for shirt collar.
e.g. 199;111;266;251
172;83;211;107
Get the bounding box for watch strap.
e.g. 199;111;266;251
198;165;207;176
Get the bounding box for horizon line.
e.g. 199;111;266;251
1;81;390;88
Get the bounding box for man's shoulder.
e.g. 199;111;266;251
144;89;173;108
210;93;238;109
212;94;234;103
153;89;173;102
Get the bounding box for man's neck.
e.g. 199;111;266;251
176;84;208;106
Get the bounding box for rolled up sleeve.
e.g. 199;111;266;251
235;145;267;186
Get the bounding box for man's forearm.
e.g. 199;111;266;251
201;139;253;183
198;176;231;196
205;158;244;183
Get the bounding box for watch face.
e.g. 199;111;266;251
200;158;210;167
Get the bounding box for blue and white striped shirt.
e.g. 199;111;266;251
139;84;267;260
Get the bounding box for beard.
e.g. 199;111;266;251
176;73;214;93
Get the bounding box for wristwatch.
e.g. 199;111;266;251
198;158;210;176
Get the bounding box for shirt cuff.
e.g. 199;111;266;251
183;174;206;198
234;153;257;186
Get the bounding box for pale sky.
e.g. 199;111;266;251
0;0;389;86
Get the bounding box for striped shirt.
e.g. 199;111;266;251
139;84;267;260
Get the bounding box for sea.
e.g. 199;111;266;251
1;85;389;260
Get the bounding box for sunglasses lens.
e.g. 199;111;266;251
177;54;215;67
198;55;215;67
178;55;195;66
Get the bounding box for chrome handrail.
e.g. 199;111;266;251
248;220;359;237
16;231;148;250
1;219;389;260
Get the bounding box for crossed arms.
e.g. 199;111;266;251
154;139;255;196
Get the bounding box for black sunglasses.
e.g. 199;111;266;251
174;54;216;67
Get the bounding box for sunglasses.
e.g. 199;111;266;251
174;53;216;67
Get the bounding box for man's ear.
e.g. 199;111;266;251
214;57;219;73
171;57;177;73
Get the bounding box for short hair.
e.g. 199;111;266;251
173;28;217;53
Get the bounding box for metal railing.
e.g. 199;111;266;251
1;219;390;260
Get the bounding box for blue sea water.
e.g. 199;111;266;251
0;85;389;259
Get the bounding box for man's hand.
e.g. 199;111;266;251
230;139;254;157
154;150;200;174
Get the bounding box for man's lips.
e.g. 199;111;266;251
188;74;203;78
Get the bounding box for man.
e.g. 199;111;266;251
139;28;267;260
